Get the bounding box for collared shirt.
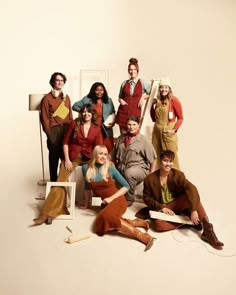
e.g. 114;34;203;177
129;78;138;95
112;133;157;171
119;78;151;97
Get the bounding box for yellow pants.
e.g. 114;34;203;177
42;159;80;217
152;121;180;170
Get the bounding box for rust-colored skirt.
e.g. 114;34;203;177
88;177;127;236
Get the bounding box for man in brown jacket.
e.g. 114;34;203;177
136;150;224;250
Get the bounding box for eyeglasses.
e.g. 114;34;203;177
55;79;64;82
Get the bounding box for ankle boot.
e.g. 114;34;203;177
33;214;52;225
201;221;224;250
120;219;155;251
126;218;150;231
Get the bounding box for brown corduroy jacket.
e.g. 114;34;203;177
143;169;200;212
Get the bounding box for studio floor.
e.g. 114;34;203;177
0;169;235;295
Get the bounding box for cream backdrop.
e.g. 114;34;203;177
0;0;236;294
1;0;235;206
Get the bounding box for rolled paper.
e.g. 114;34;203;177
103;113;116;127
64;233;91;244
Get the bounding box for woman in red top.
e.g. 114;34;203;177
72;82;115;152
150;77;183;169
33;104;102;225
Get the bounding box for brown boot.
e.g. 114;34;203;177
126;218;150;231
33;214;53;225
201;222;224;250
120;219;155;251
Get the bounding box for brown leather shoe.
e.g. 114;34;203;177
201;223;224;250
33;214;53;225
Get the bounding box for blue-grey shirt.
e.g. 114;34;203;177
119;78;151;97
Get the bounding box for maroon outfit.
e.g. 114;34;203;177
116;80;143;127
63;120;103;160
88;177;127;236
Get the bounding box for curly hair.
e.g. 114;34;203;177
87;82;109;104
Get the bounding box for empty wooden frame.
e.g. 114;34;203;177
80;70;109;97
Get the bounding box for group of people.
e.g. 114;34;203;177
33;57;224;252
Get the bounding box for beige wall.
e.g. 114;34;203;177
1;0;236;209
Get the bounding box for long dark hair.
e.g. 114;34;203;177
87;82;109;104
73;104;98;138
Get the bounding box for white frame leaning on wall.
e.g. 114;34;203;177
45;182;76;220
139;79;160;140
80;70;109;98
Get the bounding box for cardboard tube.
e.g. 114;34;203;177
64;233;91;244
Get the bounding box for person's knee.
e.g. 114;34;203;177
154;220;171;232
124;168;144;183
124;169;134;181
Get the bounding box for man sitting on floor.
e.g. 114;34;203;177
136;150;224;250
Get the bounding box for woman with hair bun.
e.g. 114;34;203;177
116;58;151;134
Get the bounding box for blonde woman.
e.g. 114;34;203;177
82;145;155;251
150;77;183;169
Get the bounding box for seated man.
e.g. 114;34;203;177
112;115;157;206
136;150;224;250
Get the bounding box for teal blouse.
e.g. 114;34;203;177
82;163;130;190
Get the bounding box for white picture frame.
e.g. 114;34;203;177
140;79;160;140
45;181;76;220
80;70;109;98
